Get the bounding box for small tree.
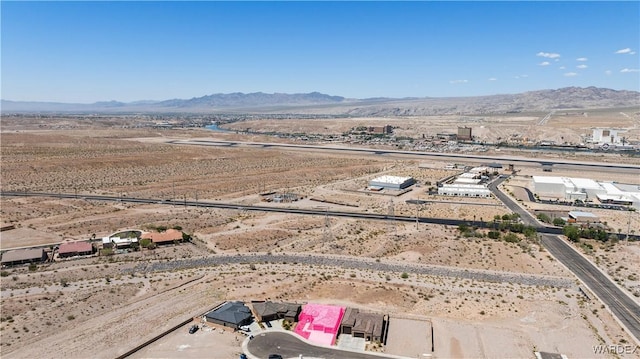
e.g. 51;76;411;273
139;238;152;248
563;225;580;242
552;217;566;226
401;272;409;279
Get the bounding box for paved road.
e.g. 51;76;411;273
540;234;640;342
246;331;399;359
488;177;640;343
0;191;565;236
170;139;640;172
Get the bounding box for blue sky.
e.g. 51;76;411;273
2;1;639;103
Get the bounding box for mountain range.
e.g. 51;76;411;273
2;87;638;115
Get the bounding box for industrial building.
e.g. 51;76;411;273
531;176;640;209
340;308;386;343
1;248;48;266
438;184;491;197
205;301;253;330
369;176;415;190
567;211;600;223
58;241;94;258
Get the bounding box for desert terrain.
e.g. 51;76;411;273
1;114;639;358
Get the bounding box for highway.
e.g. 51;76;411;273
488;177;640;344
169;139;640;172
0;190;563;235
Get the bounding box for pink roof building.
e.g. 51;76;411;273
294;303;345;346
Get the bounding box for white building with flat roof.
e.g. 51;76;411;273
438;184;491;197
532;176;640;209
369;175;415;190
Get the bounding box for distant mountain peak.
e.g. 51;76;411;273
1;87;637;114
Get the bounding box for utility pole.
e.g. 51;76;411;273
626;209;632;241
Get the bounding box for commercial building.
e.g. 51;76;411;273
438;184;491;197
252;301;301;323
1;248;48;266
367;125;393;135
368;176;415;190
591;128;625;145
205;301;253;330
457;126;472;141
58;241;94;258
340;308;386;343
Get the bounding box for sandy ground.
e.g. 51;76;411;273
1;118;638;358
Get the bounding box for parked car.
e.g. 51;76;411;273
239;354;247;359
188;325;199;334
268;355;283;359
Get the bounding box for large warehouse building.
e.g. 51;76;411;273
438;184;491;197
532;176;640;209
368;176;415;190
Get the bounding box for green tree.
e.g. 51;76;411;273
523;226;537;239
552;217;566;226
563;225;580;242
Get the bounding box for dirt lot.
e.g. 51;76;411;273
1;117;638;358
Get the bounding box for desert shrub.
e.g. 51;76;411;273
536;213;551;223
503;233;520;243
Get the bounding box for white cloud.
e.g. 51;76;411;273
449;79;468;84
564;72;578;77
514;74;529;79
620;68;639;73
537;52;561;59
577;64;588;69
559;66;566;70
605;70;612;75
576;57;588;61
539;61;550;66
488;77;497;81
615;48;636;54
